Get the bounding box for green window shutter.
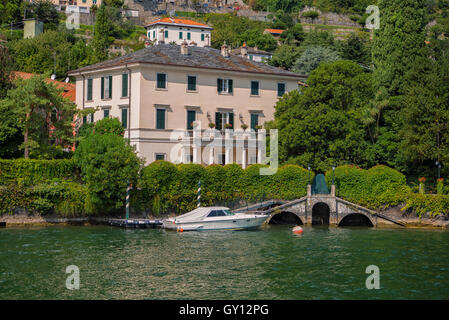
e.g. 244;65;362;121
104;109;109;118
83;115;87;124
215;112;222;130
156;109;166;129
251;114;258;130
217;78;223;93
101;77;104;99
179;31;183;39
153;30;155;38
251;81;259;95
278;83;285;97
121;108;128;128
108;76;112;99
229;112;234;128
187;110;196;129
165;30;168;38
228;79;233;93
155;154;165;160
157;73;166;89
187;76;196;91
87;78;93;100
122;73;128;97
187;32;191;40
201;34;204;41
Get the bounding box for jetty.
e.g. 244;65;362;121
109;219;163;228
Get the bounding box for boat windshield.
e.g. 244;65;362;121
223;209;234;216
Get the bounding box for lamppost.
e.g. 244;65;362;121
308;165;311;184
332;165;336;185
436;161;441;180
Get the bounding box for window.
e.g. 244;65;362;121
157;73;167;89
101;75;112;99
201;33;205;41
122;73;128;97
153;30;156;38
155;153;165;161
250;156;257;164
87;78;93;100
179;31;183;39
187;75;196;91
187;110;196;130
250;113;259;131
277;83;286;97
164;30;168;38
207;210;226;217
249;55;253;61
218;153;225;165
217;78;233;94
187;32;191;40
156;108;166;129
103;109;109;118
215;111;234;130
251;81;259;96
121;108;128;128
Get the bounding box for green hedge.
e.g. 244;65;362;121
0;159;79;185
401;193;449;218
325;164;410;209
0;181;92;217
137;162;312;215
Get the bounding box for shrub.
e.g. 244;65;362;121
0;159;78;185
402;193;449;218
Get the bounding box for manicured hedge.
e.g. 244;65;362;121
325;164;410;209
0;159;79;185
137;162;312;215
0;181;91;217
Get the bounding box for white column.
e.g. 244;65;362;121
209;147;214;165
257;129;266;164
224;129;232;165
242;148;247;169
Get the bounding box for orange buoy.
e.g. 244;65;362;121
292;226;303;234
178;227;184;233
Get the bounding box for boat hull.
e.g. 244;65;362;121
163;215;268;231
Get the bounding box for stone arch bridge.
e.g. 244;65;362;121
234;185;405;227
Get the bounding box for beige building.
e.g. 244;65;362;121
145;18;212;47
68;43;302;166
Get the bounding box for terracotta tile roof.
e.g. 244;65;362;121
68;44;301;79
145;18;212;29
12;71;76;102
264;29;286;34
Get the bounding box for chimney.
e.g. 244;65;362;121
181;40;189;55
221;41;229;57
241;42;248;58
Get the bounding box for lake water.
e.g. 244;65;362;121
0;225;448;299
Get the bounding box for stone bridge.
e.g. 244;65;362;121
234;184;405;227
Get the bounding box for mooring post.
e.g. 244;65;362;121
126;180;131;221
197;180;201;208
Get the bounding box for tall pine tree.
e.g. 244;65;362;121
369;0;428;171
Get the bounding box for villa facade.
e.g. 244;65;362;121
68;42;302;166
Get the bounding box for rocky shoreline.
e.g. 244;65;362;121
1;210;448;229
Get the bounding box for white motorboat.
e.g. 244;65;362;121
162;206;269;231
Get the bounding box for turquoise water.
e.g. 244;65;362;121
0;225;448;299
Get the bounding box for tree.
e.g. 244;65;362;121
369;0;428;170
292;45;340;76
268;44;302;70
26;0;60;30
274;60;374;171
0;0;24;24
74;131;141;212
337;33;371;66
0;45;12;98
0;76;76;158
280;23;305;45
91;5;112;63
400;39;449;177
238;29;277;52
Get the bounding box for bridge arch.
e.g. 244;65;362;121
312;202;330;225
338;213;374;227
268;211;303;225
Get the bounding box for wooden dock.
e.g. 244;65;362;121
109;219;163;228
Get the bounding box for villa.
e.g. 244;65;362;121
68;42;302;166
